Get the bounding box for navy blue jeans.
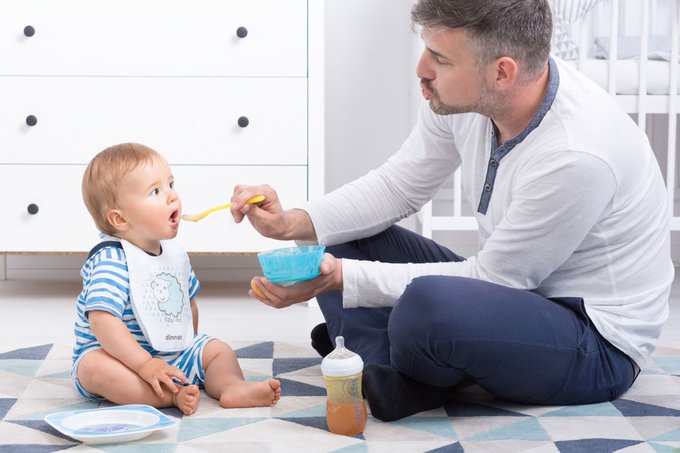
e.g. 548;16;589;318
316;225;638;405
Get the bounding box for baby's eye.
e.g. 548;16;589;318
169;181;175;189
151;188;160;196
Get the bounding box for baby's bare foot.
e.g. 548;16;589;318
173;384;200;415
268;378;281;405
219;378;281;408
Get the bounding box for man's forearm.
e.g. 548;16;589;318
283;209;318;242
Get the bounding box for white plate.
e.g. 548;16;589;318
44;404;178;444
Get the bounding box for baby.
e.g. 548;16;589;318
72;142;280;415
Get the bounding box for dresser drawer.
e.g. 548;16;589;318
0;165;308;253
0;165;95;252
1;0;306;76
0;77;307;165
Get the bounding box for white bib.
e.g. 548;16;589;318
121;239;194;352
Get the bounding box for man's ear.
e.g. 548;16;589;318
107;209;128;232
490;56;518;91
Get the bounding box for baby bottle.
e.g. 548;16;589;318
320;336;367;435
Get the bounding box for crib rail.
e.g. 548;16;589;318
418;0;680;237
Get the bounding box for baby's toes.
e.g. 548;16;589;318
268;379;281;392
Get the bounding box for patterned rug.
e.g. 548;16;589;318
2;340;680;452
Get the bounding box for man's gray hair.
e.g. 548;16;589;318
411;0;552;80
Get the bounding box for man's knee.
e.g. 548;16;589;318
388;276;479;354
389;277;451;351
390;276;440;327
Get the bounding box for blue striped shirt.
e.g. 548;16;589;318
72;244;200;364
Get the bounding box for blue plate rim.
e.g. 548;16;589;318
44;404;177;438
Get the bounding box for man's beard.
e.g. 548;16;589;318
422;76;506;118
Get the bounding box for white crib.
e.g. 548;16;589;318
418;0;680;237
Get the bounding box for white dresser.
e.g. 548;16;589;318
0;0;324;254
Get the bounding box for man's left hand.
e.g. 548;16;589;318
249;253;342;308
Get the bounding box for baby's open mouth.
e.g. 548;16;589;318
169;210;180;225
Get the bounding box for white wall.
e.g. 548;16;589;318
324;0;417;192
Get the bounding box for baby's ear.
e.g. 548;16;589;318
106;209;128;232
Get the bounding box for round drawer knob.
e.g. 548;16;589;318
236;26;248;38
26;115;38;126
27;203;39;215
23;25;35;37
237;116;250;128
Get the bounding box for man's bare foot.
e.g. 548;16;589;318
173;384;200;415
219;379;281;408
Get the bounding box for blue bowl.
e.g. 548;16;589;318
257;245;326;283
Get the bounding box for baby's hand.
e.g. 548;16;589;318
137;358;188;397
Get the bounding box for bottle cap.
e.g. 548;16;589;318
320;336;364;377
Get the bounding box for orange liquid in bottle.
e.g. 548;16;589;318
326;400;367;435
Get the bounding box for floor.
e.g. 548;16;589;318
0;279;326;347
2;272;680;346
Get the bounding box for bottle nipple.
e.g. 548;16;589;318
321;336;364;377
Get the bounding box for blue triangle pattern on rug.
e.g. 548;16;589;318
0;359;45;378
3;339;680;450
158;406;184;419
278;403;326;418
0;399;16;420
279;377;326;397
425;442;465;452
467;417;550;441
0;446;74;453
543;401;621;417
394;416;457;439
0;344;53;360
554;438;642;453
276;416;331;432
653;357;680;375
235;341;274;359
444;399;525;417
40;371;71;380
178;417;264;442
273;357;322;375
277;417;366;440
7;420;77;443
652;428;680;441
13;401;98;421
648;441;680;453
612;399;680;417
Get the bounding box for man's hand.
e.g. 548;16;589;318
230;184;317;242
136;358;189;397
249;253;342;308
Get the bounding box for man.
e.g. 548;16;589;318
231;0;673;422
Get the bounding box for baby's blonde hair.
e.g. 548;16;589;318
82;143;159;234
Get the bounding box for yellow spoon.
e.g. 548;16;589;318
181;195;265;222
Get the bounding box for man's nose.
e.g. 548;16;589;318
416;52;434;81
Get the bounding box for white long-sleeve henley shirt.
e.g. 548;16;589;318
304;58;673;367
